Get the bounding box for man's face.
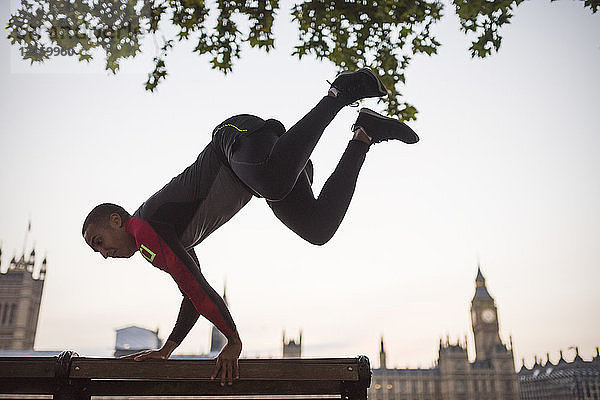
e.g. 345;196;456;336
83;214;137;259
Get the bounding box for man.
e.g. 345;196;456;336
82;68;418;386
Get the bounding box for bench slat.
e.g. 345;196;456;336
0;378;56;394
69;358;359;381
0;359;55;378
85;379;345;396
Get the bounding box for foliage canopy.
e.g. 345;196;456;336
7;0;598;120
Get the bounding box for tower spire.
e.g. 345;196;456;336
22;219;32;258
475;266;485;285
39;256;47;280
379;336;387;369
471;265;501;362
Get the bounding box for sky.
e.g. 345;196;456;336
1;0;599;370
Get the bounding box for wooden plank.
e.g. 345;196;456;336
84;379;345;396
69;358;359;381
0;378;56;394
82;397;340;400
0;359;55;378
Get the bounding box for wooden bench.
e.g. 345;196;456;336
0;351;371;400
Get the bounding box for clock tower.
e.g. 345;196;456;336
470;267;502;361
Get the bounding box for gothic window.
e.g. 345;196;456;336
456;380;465;393
368;389;378;400
1;303;9;325
412;380;417;393
9;304;17;325
423;381;429;393
0;303;5;325
397;380;406;393
393;380;400;394
474;380;478;392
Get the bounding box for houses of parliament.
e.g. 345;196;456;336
369;268;520;400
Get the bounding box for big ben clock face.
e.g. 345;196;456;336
482;309;496;323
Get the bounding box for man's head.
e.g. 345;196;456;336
82;203;138;259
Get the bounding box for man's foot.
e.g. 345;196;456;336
328;68;388;106
352;108;419;144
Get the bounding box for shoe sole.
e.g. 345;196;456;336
358;107;419;144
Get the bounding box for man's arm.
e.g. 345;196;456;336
165;249;202;346
167;296;200;344
133;219;241;385
150;222;238;338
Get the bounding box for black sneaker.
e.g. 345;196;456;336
352;108;419;144
328;68;388;106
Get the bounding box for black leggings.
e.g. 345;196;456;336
230;96;370;245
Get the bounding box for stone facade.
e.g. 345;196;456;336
370;268;519;400
0;248;47;350
283;330;302;358
518;348;600;400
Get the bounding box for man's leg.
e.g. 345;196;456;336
229;69;387;201
266;136;370;245
265;108;420;245
230;95;342;200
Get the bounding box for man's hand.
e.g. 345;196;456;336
211;333;242;386
119;349;168;361
119;340;178;361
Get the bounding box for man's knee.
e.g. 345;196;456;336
308;236;330;246
304;228;334;246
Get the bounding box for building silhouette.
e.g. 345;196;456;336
114;326;163;357
370;267;519;399
0;244;47;350
283;330;302;358
518;347;600;399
